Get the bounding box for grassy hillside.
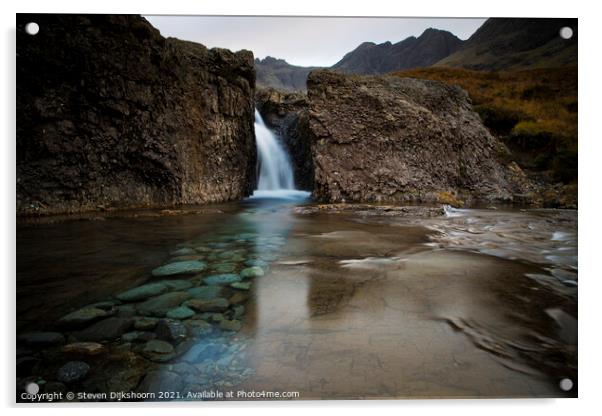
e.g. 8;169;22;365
392;67;577;183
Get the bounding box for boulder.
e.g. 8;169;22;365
17;14;257;216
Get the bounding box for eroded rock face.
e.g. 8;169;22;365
17;14;256;215
303;70;532;204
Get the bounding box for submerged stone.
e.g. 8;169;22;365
116;282;167;302
159;280;194;291
18;332;65;347
58;307;108;328
166;306;196;320
219;319;242;332
121;331;156;343
143;339;174;354
170;247;196;256
155;319;188;343
187;285;226;300
185;319;212;337
244;259;268;268
211;263;237;273
133;317;158;331
73;317;134;342
240;266;264;279
230;281;251;291
186;298;229;312
136;291;192;317
62;342;105;355
203;273;241;286
151;260;206;277
57;361;90;383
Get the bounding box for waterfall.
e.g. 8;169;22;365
254;109;295;191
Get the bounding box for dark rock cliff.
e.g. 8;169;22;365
302;70;533;205
436;18;578;70
17;14;257;215
332;28;463;75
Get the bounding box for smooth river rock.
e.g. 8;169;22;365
57;361;90;383
203;273;241;286
136;292;192;317
62;342;105;355
187;285;227;300
116;282;168;302
240;266;265;278
18;332;65;347
166;306;196;320
186;298;230;313
58;307;109;328
151;261;207;277
73;317;134;342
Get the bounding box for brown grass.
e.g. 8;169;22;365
392;67;577;182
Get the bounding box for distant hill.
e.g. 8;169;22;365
255;57;320;91
331;28;463;74
435;18;578;71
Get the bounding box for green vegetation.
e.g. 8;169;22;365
392;67;577;183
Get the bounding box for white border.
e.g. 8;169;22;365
2;0;600;415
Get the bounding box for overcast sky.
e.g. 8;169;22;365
144;16;486;67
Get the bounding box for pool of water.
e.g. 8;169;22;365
16;196;577;400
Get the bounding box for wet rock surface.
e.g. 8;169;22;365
300;70;533;204
17;14;256;216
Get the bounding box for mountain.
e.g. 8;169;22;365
331;28;463;74
255;57;320;91
435;18;578;71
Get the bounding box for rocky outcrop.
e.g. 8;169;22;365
255;89;313;190
17;14;256;216
255;57;319;91
435;18;578;71
302;70;533;205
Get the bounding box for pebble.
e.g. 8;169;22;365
57;361;90;383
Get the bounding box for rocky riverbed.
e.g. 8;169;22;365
16;197;577;401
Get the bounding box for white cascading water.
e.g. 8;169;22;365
250;109;310;200
254;109;295;190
